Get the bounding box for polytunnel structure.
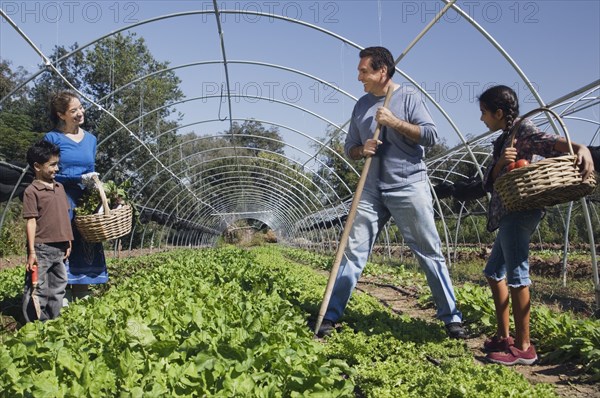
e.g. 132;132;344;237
1;2;599;300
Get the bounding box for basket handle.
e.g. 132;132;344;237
507;107;575;156
92;174;111;216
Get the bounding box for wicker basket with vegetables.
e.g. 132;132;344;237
74;175;133;242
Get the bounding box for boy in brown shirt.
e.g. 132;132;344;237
22;140;74;322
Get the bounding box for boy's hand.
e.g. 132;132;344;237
65;242;72;259
26;253;38;272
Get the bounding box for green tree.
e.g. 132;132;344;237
84;33;183;187
0;112;42;163
0;61;39;162
424;136;449;159
28;44;88;133
312;127;361;202
0;59;30;114
228;120;285;155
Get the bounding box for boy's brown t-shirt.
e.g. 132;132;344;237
22;180;74;243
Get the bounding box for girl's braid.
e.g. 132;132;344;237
503;91;519;132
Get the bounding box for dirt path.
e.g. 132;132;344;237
356;277;600;398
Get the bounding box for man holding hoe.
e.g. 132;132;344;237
317;46;465;339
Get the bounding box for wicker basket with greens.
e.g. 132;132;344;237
74;175;133;242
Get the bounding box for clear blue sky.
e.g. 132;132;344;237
1;1;599;157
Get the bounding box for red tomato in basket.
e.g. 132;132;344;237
515;159;530;168
506;159;529;172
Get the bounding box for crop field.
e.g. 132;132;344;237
1;246;599;397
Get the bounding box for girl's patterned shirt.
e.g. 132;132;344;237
482;118;560;231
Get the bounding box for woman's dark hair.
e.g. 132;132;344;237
49;91;80;127
478;85;520;131
359;46;395;78
26;139;60;168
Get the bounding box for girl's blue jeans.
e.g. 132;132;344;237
324;180;462;325
484;209;543;287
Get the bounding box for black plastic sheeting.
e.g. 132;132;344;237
0;161;34;202
433;177;486;202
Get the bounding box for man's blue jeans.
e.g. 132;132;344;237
325;180;462;324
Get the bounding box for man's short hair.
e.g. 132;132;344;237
359;46;395;79
26;140;60;168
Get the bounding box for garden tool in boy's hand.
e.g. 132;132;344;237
30;265;41;319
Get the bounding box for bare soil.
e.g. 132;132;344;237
0;254;24;272
0;247;167;271
373;244;599;316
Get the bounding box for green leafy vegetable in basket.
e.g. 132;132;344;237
75;179;133;216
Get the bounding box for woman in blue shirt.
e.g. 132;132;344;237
44;91;107;301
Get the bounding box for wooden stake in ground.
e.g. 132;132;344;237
314;86;394;335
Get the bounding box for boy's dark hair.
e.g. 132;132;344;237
26;140;60;168
359;47;396;78
478;85;520;132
